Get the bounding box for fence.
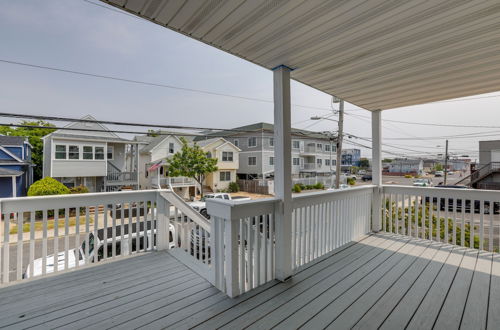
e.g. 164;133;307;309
237;179;273;195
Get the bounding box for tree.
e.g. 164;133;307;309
434;163;444;171
382;158;393;163
359;158;370;168
167;138;218;197
0;120;56;180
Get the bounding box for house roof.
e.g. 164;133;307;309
196;122;334;141
0;168;23;177
103;1;500;111
50;133;131;144
0;136;25;146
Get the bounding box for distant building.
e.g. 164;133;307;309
386;159;424;175
342;149;361;170
465;140;500;190
0;136;33;197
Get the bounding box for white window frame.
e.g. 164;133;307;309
83;146;94;160
248;137;257;148
269;137;274;147
316;143;323;150
219;171;231;181
233;139;239;147
95;146;105;160
269;156;274;166
292;158;300;166
292;140;300;149
68;145;80;160
248;156;257;166
55;145;67;160
222;151;233;162
325;144;331;152
169;142;175;154
107;146;114;160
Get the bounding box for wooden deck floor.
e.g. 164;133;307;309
0;233;498;329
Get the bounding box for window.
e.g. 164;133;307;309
95;147;104;160
269;157;274;166
169;142;174;154
317;158;323;166
219;171;231;181
222;151;233;162
325;159;330;166
83;146;93;160
233;139;239;147
292;140;300;149
55;145;66;159
293;158;300;166
325;144;331;152
107;146;114;160
68;146;79;160
248;156;257;166
248;137;257;147
269;137;274;147
317;143;323;150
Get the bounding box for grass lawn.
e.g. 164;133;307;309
9;217;94;234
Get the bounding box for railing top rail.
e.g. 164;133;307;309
160;191;210;231
383;184;500;200
0;189;161;213
207;197;278;220
292;185;375;208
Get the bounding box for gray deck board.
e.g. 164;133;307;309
0;234;498;330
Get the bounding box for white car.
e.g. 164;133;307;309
25;222;176;279
189;193;251;219
413;178;432;187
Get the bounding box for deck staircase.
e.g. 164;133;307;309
455;162;500;189
105;161;138;191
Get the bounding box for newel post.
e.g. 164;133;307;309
156;191;171;250
371;110;382;232
273;65;293;281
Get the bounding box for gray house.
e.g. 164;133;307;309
196;122;337;181
42;115;141;192
462;140;500;190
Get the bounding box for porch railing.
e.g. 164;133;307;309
207;185;374;297
107;171;137;183
0;190;209;285
380;185;500;252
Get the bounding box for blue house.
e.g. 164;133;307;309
0;136;33;198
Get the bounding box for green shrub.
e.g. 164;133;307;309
293;184;302;193
404;174;413;179
228;182;240;193
313;182;325;190
298;183;306;190
70;185;89;194
305;185;314;190
28;177;70;196
347;177;356;185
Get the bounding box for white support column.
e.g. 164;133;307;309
273;65;293;281
371;110;382;232
11;176;17;197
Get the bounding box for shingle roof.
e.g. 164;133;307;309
193;137;222;147
51;133;131;143
195;122;335;141
0;136;25;146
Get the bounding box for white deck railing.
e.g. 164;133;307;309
207;185;374;297
0;190;209;286
381;185;500;252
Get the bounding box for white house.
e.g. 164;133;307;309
42;115;141;192
386;159;424;175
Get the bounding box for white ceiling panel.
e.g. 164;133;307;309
102;0;500;111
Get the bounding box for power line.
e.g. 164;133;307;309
0;58;347;113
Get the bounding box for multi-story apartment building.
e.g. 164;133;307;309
197;122;336;181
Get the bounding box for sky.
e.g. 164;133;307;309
1;0;500;161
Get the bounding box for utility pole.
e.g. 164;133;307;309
444;139;449;185
335;99;344;189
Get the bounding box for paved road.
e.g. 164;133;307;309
5;236;77;282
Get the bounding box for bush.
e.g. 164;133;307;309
347;177;356;185
404;174;413;179
305;185;314;190
297;183;306;190
28;177;70;196
313;182;325;190
293;184;302;193
70;185;89;194
228;182;240;193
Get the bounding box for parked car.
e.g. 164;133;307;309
358;170;367;175
413;178;432;187
361;174;372;182
189;193;251;219
434;171;444;177
24;222;176;279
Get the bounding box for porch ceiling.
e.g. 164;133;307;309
102;0;500;111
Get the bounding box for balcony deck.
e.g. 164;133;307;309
0;233;498;329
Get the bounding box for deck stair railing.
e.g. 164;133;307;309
455;162;500;187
